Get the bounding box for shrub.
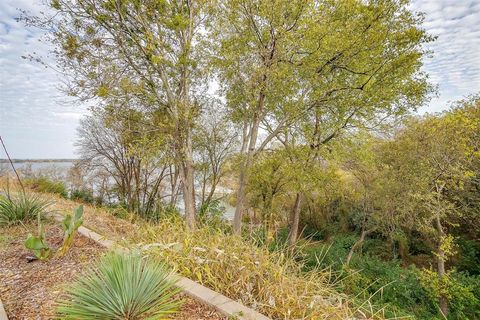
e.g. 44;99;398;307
198;199;227;227
302;234;480;319
419;268;480;319
70;189;94;204
0;193;51;226
134;220;367;319
25;177;67;198
57;252;181;319
142;202;181;223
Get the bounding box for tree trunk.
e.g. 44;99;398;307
288;192;302;246
180;128;196;230
169;164;179;206
346;228;371;266
233;94;264;234
204;174;218;206
436;215;448;318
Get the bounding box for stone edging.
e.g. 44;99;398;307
51;213;271;320
0;297;8;320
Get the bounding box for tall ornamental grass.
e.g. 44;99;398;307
133;217;380;319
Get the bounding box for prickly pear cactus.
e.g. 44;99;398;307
57;205;84;257
25;216;51;261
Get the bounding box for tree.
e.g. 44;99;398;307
76;107;171;216
247;150;293;240
273;130;328;246
338;133;404;264
194;104;239;207
382;97;480;317
215;0;433;234
25;0;215;229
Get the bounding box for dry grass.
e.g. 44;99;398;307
0;179;380;319
131;218;366;320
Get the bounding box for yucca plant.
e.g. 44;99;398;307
57;252;182;319
0;192;51;226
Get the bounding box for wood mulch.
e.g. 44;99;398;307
0;221;225;319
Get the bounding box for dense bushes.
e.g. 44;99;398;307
25;177;68;198
69;188;94;204
301;233;480;319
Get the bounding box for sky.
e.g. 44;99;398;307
1;1;480;159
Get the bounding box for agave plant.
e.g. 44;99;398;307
57;205;84;257
57;252;182;319
0;192;51;226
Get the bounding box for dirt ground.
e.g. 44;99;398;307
0;221;224;319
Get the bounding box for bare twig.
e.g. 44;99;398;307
0;135;26;194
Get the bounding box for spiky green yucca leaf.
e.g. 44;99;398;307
57;252;182;319
0;193;51;226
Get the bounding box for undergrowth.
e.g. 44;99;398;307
25;177;68;198
131;217;384;319
302;234;480;319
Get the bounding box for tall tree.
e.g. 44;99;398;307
25;0;214;228
215;0;433;234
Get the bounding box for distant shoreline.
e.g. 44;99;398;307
0;159;78;163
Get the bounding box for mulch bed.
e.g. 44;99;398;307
0;221;225;319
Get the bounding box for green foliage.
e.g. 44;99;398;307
56;252;182;319
25;213;51;261
141;202;181;224
0;193;51;226
57;205;84;257
419;268;480;319
23;205;84;259
25;176;68;198
198;199;227;228
301;230;480;319
70;189;94;204
302;236;434;318
456;237;480;275
50;0;61;10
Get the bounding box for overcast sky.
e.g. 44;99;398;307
1;0;480;159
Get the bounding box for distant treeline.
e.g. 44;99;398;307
0;159;77;163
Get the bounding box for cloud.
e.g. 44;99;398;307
0;1;479;158
51;111;84;120
410;0;480;113
0;0;87;158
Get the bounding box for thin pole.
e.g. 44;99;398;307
0;136;25;194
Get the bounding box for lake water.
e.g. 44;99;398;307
1;160;236;220
1;161;75;175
